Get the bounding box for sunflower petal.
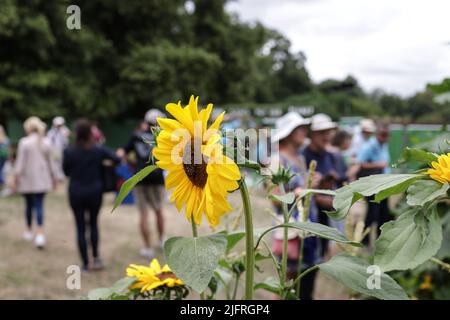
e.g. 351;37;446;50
166;102;194;134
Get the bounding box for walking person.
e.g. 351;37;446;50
13;117;57;249
91;121;106;145
357;122;392;243
47;116;70;182
63;119;120;271
0;125;10;190
349;118;376;160
329;129;359;182
117;109;166;260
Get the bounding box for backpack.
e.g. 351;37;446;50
133;131;164;185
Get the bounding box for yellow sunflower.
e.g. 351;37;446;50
426;153;450;184
126;259;184;292
152;95;241;226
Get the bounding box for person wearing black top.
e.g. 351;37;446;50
118;110;165;260
63;119;119;271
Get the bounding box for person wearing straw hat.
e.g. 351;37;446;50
13;116;57;249
271;112;321;300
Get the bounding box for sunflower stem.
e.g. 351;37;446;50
191;217;198;237
296;160;316;298
279;183;289;297
191;218;206;300
239;178;254;300
232;273;241;300
291;265;319;290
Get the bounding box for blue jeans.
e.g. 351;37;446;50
0;159;5;184
24;193;45;227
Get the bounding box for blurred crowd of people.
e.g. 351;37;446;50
0;109;391;293
0;112;165;272
269;111;391;299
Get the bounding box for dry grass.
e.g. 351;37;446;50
0;185;346;300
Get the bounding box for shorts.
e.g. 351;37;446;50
134;185;164;212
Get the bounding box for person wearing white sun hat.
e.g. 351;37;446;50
272;111;311;143
270;111;321;300
309;113;338;132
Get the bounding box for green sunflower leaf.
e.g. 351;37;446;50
406;180;449;207
222;228;266;252
87;288;114;300
111;277;137;294
319;254;409;300
298;188;336;198
112;165;157;211
374;206;443;272
398;147;438;165
164;234;227;293
254;277;282;294
330;174;424;220
254;221;361;249
269;192;295;204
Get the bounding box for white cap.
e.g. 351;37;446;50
360;118;376;133
145;109;165;124
310;113;337;132
53;116;65;126
271;112;311;143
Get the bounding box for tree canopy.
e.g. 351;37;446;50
0;0;448;123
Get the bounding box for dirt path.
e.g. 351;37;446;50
0;186;346;299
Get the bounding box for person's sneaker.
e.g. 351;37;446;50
91;258;105;271
23;231;34;241
158;237;168;249
34;234;46;249
139;247;155;260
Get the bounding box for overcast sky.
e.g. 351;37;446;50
226;0;450;96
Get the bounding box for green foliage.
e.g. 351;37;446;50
427;78;450;95
437;211;450;259
406;180;449;207
0;0;314;121
113;165;157;211
331;174;424;220
269;192;295;205
297;188;336;198
1;0;448;122
87;277;137;300
319;254;409;300
223;228;265;252
374;207;443;272
164;233;227;293
254;221;361;249
118;43;223;108
398;147;438;165
254;277;282;294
